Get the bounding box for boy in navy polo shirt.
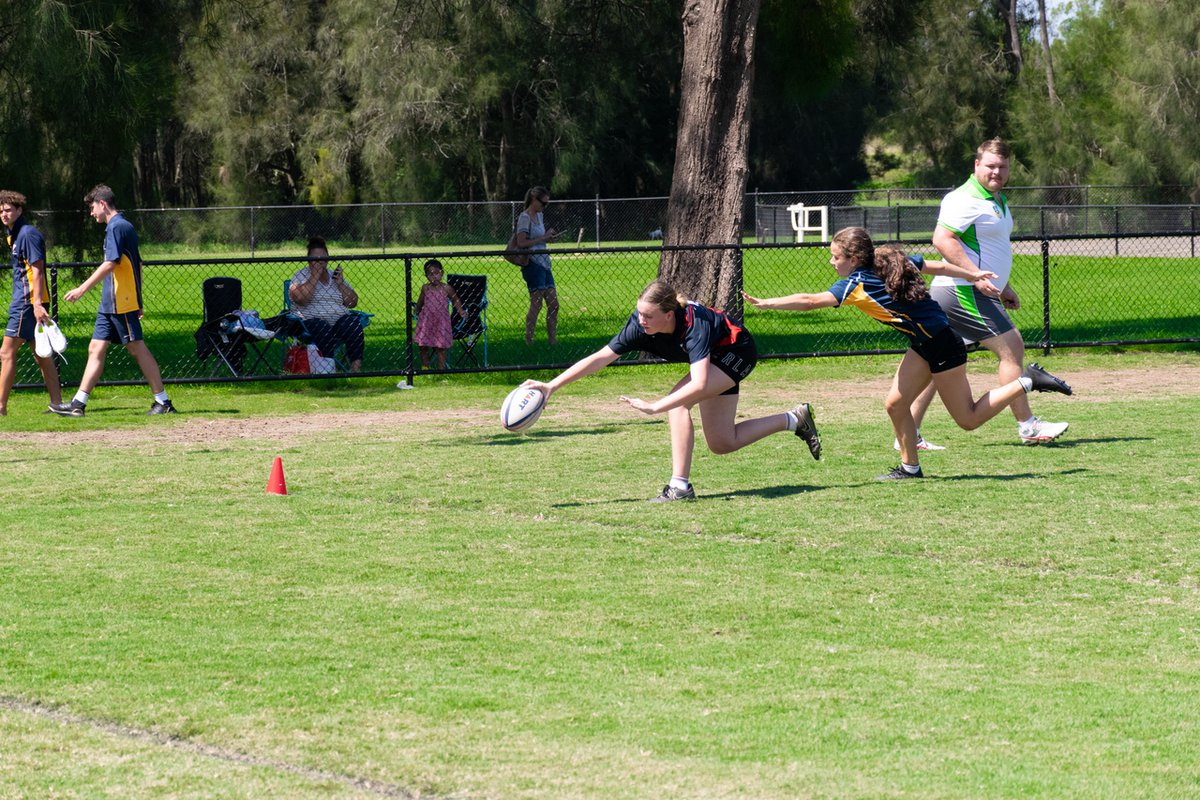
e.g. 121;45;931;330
51;184;176;417
0;190;64;415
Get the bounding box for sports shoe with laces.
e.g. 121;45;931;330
876;464;924;481
790;403;821;460
33;323;52;358
1022;362;1073;395
893;432;946;451
649;484;696;502
1019;416;1069;444
147;399;177;415
45;320;68;354
49;400;86;418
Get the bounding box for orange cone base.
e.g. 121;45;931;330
266;456;288;495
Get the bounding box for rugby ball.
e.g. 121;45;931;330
501;386;546;432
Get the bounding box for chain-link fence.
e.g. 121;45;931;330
8;231;1196;391
23;185;1197;258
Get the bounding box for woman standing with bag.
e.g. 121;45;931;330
516;186;561;346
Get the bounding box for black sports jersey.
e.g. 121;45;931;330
608;301;745;363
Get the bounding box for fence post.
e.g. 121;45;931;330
1192;206;1196;259
1114;207;1120;256
595;194;601;248
731;245;745;324
1041;239;1051;356
249;206;256;256
49;266;58;320
404;257;415;386
380;204;386;253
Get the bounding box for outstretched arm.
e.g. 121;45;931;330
741;289;839;312
920;259;1001;297
621;357;717;415
521;346;621;399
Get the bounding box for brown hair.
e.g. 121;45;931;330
524;186;550;209
306;236;328;257
976;137;1011;161
0;190;28;209
638;280;687;313
831;227;929;305
84;184;116;207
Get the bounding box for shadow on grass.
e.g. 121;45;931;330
552;482;825;507
980;436;1151;448
934;467;1090;482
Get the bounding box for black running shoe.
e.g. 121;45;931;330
649;484;696;502
49;400;85;418
876;465;924;481
791;402;821;460
148;400;178;415
1022;362;1073;395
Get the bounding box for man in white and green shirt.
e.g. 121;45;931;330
904;138;1069;446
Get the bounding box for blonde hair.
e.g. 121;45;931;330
638;281;687;313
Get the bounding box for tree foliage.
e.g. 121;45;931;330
2;0;1198;216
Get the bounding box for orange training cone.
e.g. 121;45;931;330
266;456;288;495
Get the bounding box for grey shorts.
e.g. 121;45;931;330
930;284;1015;345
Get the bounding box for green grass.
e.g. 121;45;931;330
1;350;1198;798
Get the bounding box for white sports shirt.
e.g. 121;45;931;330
930;174;1015;288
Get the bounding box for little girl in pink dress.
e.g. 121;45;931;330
414;259;465;369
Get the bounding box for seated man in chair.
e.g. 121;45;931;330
288;237;365;371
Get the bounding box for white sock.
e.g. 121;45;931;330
901;462;921;475
1018;416;1036;428
669;476;690;490
73;390;90;405
154;391;170;404
1018;377;1033;393
784;411;798;431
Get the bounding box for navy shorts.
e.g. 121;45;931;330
911;326;968;373
93;311;144;344
4;302;45;341
709;331;758;395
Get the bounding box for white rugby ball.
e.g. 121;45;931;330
501;386;546;432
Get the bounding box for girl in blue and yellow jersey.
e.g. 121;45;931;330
519;280;822;502
743;226;1073;480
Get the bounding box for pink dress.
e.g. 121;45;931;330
414;283;453;349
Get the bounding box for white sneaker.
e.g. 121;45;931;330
33;323;52;358
1019;417;1069;444
893;432;946;451
45;320;68;354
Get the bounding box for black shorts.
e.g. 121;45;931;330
911;326;968;373
709;331;758;395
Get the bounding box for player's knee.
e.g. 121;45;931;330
705;436;737;455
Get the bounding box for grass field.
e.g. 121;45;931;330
14;243;1199;388
1;349;1198;798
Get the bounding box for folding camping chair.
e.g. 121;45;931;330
447;273;488;367
194;276;282;377
280;278;374;373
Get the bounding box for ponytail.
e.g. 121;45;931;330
873;246;930;304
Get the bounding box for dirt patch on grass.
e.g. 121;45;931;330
2;363;1195;448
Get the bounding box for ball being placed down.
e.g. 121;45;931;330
500;386;546;432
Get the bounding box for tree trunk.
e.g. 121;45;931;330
1037;0;1059;104
998;0;1024;76
659;0;762;319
